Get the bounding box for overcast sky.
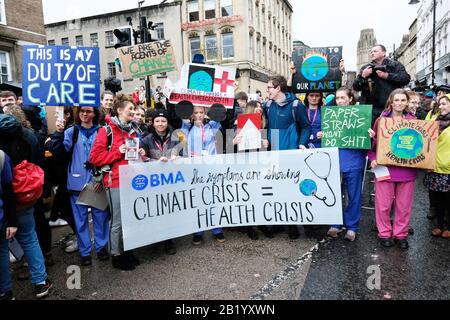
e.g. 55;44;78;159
42;0;419;71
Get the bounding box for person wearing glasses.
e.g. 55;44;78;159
51;106;110;267
263;75;311;239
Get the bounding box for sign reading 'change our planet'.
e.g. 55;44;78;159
292;46;343;93
22;45;100;107
376;118;439;170
119;149;343;250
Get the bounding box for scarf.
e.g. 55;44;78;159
437;113;450;133
111;116;134;133
151;127;169;146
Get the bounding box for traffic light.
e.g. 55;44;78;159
113;26;133;49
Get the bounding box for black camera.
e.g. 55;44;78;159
368;63;388;73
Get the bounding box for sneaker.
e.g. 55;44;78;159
112;255;135;271
442;230;450;239
163;240;177;255
379;237;394;247
49;218;68;227
0;291;15;300
344;230;356;242
97;247;110;261
432;228;443;237
80;255;92;267
327;227;343;238
35;279;53;299
65;240;79;253
192;235;203;245
396;239;409;250
214;233;226;243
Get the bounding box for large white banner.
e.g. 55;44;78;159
119;149;343;250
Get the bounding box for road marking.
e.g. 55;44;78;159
250;240;324;300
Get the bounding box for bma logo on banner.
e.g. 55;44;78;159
132;172;185;190
22;45;101;107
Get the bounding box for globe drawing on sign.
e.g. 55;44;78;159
390;128;424;159
188;71;213;92
301;54;329;81
300;179;318;197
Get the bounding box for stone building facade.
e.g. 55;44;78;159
0;0;46;85
356;29;377;71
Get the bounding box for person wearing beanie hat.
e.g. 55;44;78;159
142;108;182;255
435;85;450;99
192;53;205;64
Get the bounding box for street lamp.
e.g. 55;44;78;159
409;0;436;88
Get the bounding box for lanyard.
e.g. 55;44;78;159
308;108;319;125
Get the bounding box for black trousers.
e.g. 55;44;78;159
430;190;450;229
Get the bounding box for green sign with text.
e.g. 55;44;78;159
321;105;372;150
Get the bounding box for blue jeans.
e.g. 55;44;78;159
195;228;223;237
0;218;10;294
0;208;47;293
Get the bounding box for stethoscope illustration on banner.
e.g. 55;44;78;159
299;151;337;208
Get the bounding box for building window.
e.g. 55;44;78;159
205;0;216;19
205;35;217;61
222;32;234;59
249;35;254;62
61;37;69;46
154;23;165;40
75;35;83;46
188;0;199;22
90;33;99;47
0;0;6;25
107;62;116;78
0;51;11;83
248;0;253;24
256;39;261;65
189;37;201;61
105;31;115;47
48;40;56;46
221;0;233;17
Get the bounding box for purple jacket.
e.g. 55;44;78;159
368;111;418;182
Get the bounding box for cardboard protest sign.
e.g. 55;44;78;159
237;114;262;151
376;118;439;170
321;105;372;149
167;63;236;109
292;46;342;93
117;40;177;79
120;149;343;250
23;45;100;107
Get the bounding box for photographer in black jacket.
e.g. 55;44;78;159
353;44;410;124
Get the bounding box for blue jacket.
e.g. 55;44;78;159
339;149;367;173
181;120;221;157
264;93;311;150
63;125;100;192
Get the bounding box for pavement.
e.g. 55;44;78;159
9;173;449;300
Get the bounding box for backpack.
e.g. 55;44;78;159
12;160;44;205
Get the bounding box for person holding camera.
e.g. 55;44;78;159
353;45;410;124
51;107;110;267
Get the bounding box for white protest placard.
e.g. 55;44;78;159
167;63;236;109
119;149;343;250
